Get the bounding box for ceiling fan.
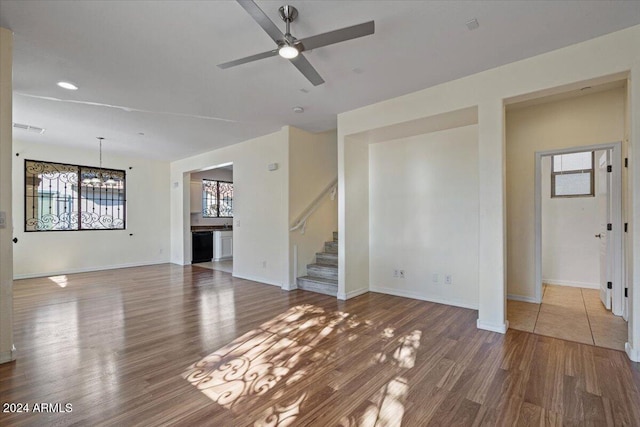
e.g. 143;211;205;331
218;0;375;86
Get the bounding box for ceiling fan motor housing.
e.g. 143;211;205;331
279;5;298;23
218;0;375;86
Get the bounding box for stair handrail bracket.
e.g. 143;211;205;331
290;177;337;234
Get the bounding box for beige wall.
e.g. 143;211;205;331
0;27;14;363
506;88;626;299
288;127;337;288
369;125;479;308
339;134;370;299
171;128;289;287
12;140;171;278
337;24;640;354
171;126;337;290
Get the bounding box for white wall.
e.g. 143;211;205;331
12;140;171;278
339;134;370;299
541;153;605;288
171;128;289;287
369;125;479;308
190;167;233;227
338;25;640;350
506;88;626;297
0;27;14;363
288;127;337;287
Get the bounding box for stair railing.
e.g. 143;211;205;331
290;177;337;234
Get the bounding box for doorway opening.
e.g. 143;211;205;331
504;78;630;351
535;143;624;315
189;164;234;274
529;142;628;349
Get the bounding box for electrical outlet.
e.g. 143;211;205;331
393;269;399;278
399;270;405;279
432;273;438;283
445;274;452;285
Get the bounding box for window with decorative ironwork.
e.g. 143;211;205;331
202;179;233;218
551;151;594;198
25;159;126;231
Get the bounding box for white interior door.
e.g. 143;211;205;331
598;151;612;310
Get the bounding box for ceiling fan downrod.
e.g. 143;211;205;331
279;5;297;41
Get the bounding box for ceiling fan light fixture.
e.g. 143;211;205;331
279;44;299;59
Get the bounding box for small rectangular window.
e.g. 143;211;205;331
25;159;126;231
551;151;594;198
202;179;233;218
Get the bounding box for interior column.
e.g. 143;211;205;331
477;99;508;333
0;27;15;363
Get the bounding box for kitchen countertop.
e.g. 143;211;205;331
191;226;233;232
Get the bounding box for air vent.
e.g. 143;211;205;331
13;123;45;134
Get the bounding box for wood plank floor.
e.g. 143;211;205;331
1;264;639;426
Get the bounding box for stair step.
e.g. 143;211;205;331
324;241;338;254
307;263;338;280
316;252;338;266
297;276;338;297
333;231;338;242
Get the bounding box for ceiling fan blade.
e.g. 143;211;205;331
236;0;284;43
218;49;279;69
298;21;375;51
290;54;324;86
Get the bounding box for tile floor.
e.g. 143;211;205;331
508;284;628;351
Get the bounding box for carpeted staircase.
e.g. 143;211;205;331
296;231;338;296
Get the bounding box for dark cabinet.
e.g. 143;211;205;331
192;231;213;263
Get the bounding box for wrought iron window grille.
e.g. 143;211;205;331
202;179;233;218
24;159;126;231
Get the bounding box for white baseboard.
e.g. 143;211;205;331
369;286;478;310
13;260;169;280
337;287;368;300
281;283;298;291
542;279;599;289
477;319;509;334
0;346;16;364
507;294;540;303
625;342;639;362
231;273;282;288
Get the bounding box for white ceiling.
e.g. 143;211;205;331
1;1;639;161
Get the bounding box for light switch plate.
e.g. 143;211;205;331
0;211;6;229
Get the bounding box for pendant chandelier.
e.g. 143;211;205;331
82;137;116;186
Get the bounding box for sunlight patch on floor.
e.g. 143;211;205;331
183;305;422;426
49;275;68;288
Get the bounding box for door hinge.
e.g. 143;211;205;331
625;288;628;298
625;223;628;232
607;282;612;290
607;165;612;172
625;157;628;168
607;223;612;231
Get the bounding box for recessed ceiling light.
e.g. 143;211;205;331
57;81;78;90
292;106;304;113
466;18;479;31
138;132;145;136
